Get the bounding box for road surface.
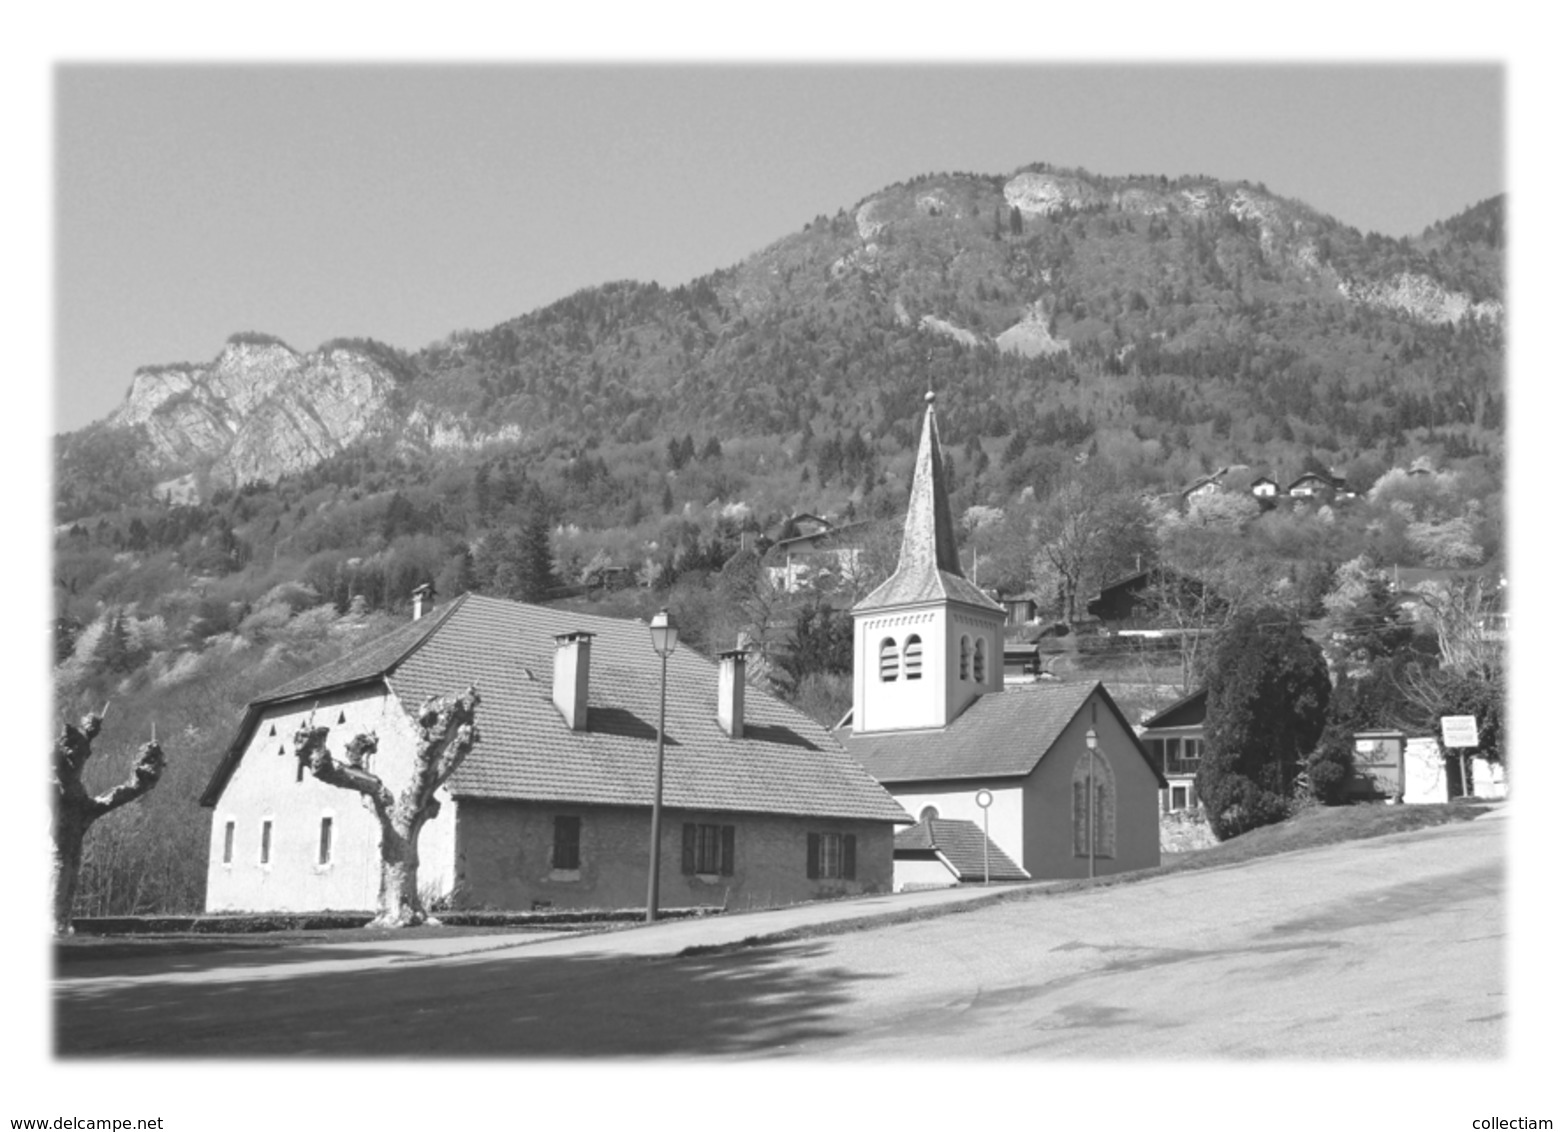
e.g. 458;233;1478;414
55;810;1503;1057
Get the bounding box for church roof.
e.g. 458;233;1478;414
202;594;910;825
839;681;1165;786
854;395;1001;614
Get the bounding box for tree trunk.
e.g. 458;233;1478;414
51;806;88;935
372;813;435;928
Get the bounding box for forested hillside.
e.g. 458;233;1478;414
51;163;1505;917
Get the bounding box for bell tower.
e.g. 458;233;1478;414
851;391;1005;734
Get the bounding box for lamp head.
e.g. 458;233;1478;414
649;608;678;657
1085;726;1098;750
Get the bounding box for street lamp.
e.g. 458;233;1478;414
975;789;994;885
1085;727;1098;880
645;608;678;923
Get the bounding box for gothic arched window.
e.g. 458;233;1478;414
973;637;987;684
904;635;923;680
1072;750;1116;859
879;638;899;681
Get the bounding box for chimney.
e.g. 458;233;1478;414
411;582;435;621
552;632;594;730
717;647;746;739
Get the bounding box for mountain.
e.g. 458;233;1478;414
57;163;1504;518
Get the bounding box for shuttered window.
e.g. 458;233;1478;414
903;635;923;680
807;832;858;880
973;637;987;683
879;638;899;681
681;823;735;876
959;636;972;680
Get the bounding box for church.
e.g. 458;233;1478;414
837;392;1165;886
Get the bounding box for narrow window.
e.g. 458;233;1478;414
318;816;334;865
973;637;987;683
552;815;581;870
879;637;899;681
259;819;273;865
1072;751;1116;858
959;636;972;680
222;820;235;864
903;635;923;680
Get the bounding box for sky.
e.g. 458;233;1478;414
53;64;1505;432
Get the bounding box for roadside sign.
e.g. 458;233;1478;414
1441;715;1479;749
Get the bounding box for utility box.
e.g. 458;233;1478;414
1348;731;1406;800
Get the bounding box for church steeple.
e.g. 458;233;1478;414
855;391;1000;614
849;389;1005;734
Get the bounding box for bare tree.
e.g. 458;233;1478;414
293;686;480;928
52;708;166;934
1032;472;1152;623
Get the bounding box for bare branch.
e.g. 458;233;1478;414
293;722;392;812
86;741;167;818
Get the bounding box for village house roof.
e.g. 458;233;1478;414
1140;688;1208;731
838;681;1164;786
894;817;1029;881
854;394;1000;615
201;593;909;825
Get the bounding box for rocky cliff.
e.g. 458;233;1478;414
110;337;406;487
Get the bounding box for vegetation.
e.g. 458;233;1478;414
1195;607;1332;840
49;164;1506;909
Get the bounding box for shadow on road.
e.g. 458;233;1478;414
56;941;885;1058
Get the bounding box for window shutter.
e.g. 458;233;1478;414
843;834;857;880
721;825;735;876
681;823;696;875
806;832;820;879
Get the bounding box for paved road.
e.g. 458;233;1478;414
55;811;1503;1057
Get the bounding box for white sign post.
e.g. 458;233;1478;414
975;789;994;886
1441;715;1479;797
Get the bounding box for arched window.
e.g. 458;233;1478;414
904;635;923;680
973;637;987;684
1072;751;1116;859
959;636;972;680
919;805;940;823
879;638;899;681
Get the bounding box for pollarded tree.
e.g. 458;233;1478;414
292;686;480;928
52;708;166;934
1195;606;1332;840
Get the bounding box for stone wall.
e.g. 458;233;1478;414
452;799;894;913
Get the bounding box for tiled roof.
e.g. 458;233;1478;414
207;594;909;825
840;681;1163;786
855;398;1001;615
895;818;1029;881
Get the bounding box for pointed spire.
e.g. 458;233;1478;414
898;390;964;579
853;390;1001;613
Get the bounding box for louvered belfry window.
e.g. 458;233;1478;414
879;637;899;681
903;635;923;680
959;635;972;680
973;637;987;683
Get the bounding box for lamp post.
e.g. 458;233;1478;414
1085;727;1098;880
645;609;678;924
975;789;994;885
